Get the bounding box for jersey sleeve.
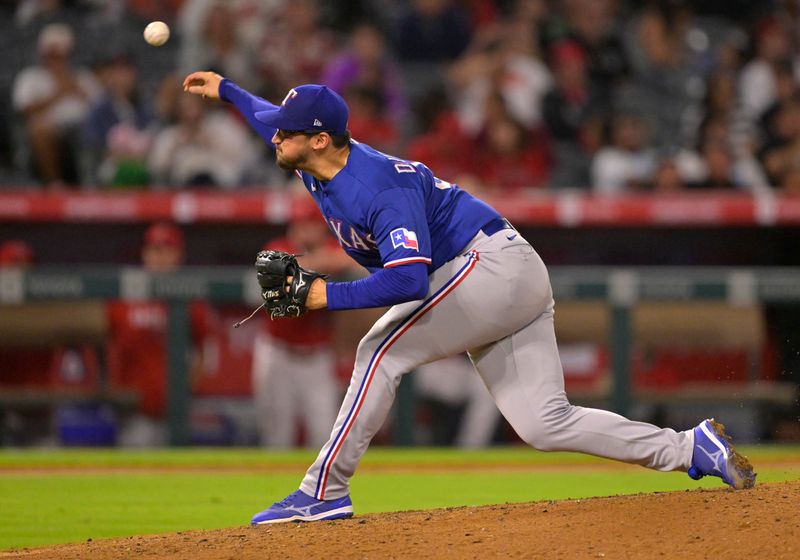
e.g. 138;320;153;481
368;188;432;269
219;79;278;145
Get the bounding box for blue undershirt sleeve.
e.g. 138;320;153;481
218;79;277;144
326;263;429;310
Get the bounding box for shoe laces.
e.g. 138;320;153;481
274;490;302;508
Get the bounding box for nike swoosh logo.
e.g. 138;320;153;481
506;234;517;240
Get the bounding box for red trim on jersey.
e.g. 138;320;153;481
383;256;432;268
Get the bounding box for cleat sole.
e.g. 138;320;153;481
708;419;756;490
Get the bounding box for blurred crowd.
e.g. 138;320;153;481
1;0;800;195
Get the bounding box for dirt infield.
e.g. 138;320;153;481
3;480;799;560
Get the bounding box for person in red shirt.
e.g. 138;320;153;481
343;86;399;154
252;200;352;448
405;110;478;187
106;222;214;446
470;91;552;194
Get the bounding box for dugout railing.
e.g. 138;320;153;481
1;266;798;445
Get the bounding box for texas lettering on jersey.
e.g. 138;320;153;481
327;218;378;251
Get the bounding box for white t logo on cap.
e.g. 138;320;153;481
281;88;298;106
313;119;322;126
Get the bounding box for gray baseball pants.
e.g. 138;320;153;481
300;229;694;500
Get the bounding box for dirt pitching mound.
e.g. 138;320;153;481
4;480;799;560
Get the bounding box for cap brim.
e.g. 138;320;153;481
254;107;287;127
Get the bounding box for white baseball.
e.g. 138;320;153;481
144;21;170;47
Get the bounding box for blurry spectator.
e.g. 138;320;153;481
14;0;52;26
620;6;698;149
688;142;737;189
344;86;399;153
470;94;551;194
676;113;770;192
321;22;407;126
12;23;101;187
106;223;216;446
692;71;772;194
390;0;472;108
739;16;794;123
252;201;352;448
758;97;800;187
757;64;800;153
543;0;629;91
83;54;155;187
405;109;477;186
780;162;800;194
699;113;737;148
591;113;657;194
94;116;153;188
714;36;745;76
542;39;606;188
469;0;501;31
627;5;682;75
175;0;276;53
257;0;336;100
651;158;688;193
148;92;257;188
178;0;258;91
152;72;184;123
14;0;77;28
542;41;600;142
448;2;552;135
766;63;800;113
392;0;471;63
698;73;747;148
414;354;501;447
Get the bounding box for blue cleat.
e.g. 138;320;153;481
688;419;756;489
250;490;354;525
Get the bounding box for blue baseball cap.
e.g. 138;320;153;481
255;85;349;135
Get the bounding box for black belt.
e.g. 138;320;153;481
480;217;515;237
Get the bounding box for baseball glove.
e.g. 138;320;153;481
255;250;327;319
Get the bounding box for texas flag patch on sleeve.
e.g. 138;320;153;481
390;228;419;251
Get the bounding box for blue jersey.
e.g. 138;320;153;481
297;142;500;273
220;79;502;309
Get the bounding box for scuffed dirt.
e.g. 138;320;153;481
3;480;799;559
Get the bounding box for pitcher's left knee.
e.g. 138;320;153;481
518;401;574;451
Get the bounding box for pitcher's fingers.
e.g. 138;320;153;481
185;85;205;95
182;72;207;88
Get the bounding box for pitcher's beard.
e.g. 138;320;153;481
276;151;306;171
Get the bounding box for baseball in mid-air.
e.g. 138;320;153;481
143;21;170;47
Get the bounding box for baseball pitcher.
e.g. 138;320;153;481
182;71;755;524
